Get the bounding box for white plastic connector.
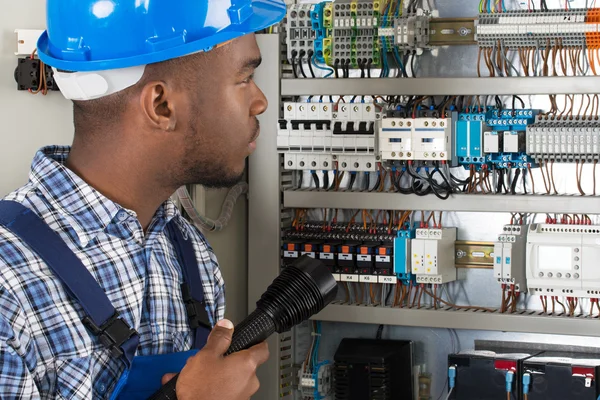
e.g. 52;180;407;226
14;29;44;56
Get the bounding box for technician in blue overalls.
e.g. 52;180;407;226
0;0;285;399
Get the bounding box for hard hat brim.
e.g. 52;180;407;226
37;0;286;72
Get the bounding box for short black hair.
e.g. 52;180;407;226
72;47;226;136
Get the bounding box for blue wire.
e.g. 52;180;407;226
393;47;406;77
382;40;389;77
312;56;334;78
394;0;402;17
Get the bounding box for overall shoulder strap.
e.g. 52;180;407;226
0;200;139;367
167;220;211;349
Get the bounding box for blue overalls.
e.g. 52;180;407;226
0;200;212;399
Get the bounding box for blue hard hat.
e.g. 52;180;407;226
37;0;286;72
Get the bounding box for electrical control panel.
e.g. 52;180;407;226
249;2;600;399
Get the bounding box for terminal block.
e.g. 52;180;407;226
330;0;381;68
287;4;317;62
477;9;591;49
526;116;600;163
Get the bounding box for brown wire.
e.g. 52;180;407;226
477;47;483;77
559;40;567;76
552;41;560;77
556;297;567;314
485;48;494;77
540;161;551;194
577;160;586;196
411;285;420;308
550;160;558;194
541;296;547;314
511;290;522;313
584;94;592;119
343;282;350;303
421;287;495;313
527;165;535;194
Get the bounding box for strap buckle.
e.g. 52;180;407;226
83;312;137;359
181;283;212;330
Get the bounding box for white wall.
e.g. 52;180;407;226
0;1;73;196
0;2;248;321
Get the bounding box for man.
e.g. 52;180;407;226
0;0;285;399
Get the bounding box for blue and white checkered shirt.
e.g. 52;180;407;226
0;146;225;399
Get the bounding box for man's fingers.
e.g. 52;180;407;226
203;319;234;356
161;373;177;386
246;341;270;367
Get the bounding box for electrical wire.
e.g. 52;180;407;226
298;51;308;78
445;387;454;400
177;183;247;232
422;286;495;313
312;171;320;189
307;51;316;78
311;54;334;78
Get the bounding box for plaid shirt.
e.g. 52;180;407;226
0;146;225;399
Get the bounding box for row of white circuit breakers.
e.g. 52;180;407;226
278;101;453;172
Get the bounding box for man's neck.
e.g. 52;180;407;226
65;141;175;230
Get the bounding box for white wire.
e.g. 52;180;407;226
445;387;454;400
176;182;248;232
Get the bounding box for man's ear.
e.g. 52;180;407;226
140;81;177;131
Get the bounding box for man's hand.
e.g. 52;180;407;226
165;319;269;400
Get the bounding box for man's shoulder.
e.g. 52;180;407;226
0;184;47;272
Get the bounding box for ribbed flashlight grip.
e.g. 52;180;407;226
225;309;277;355
149;255;337;400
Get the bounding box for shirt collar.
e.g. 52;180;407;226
29;145;181;247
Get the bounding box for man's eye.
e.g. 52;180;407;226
242;75;254;84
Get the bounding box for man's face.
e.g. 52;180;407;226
179;34;267;188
